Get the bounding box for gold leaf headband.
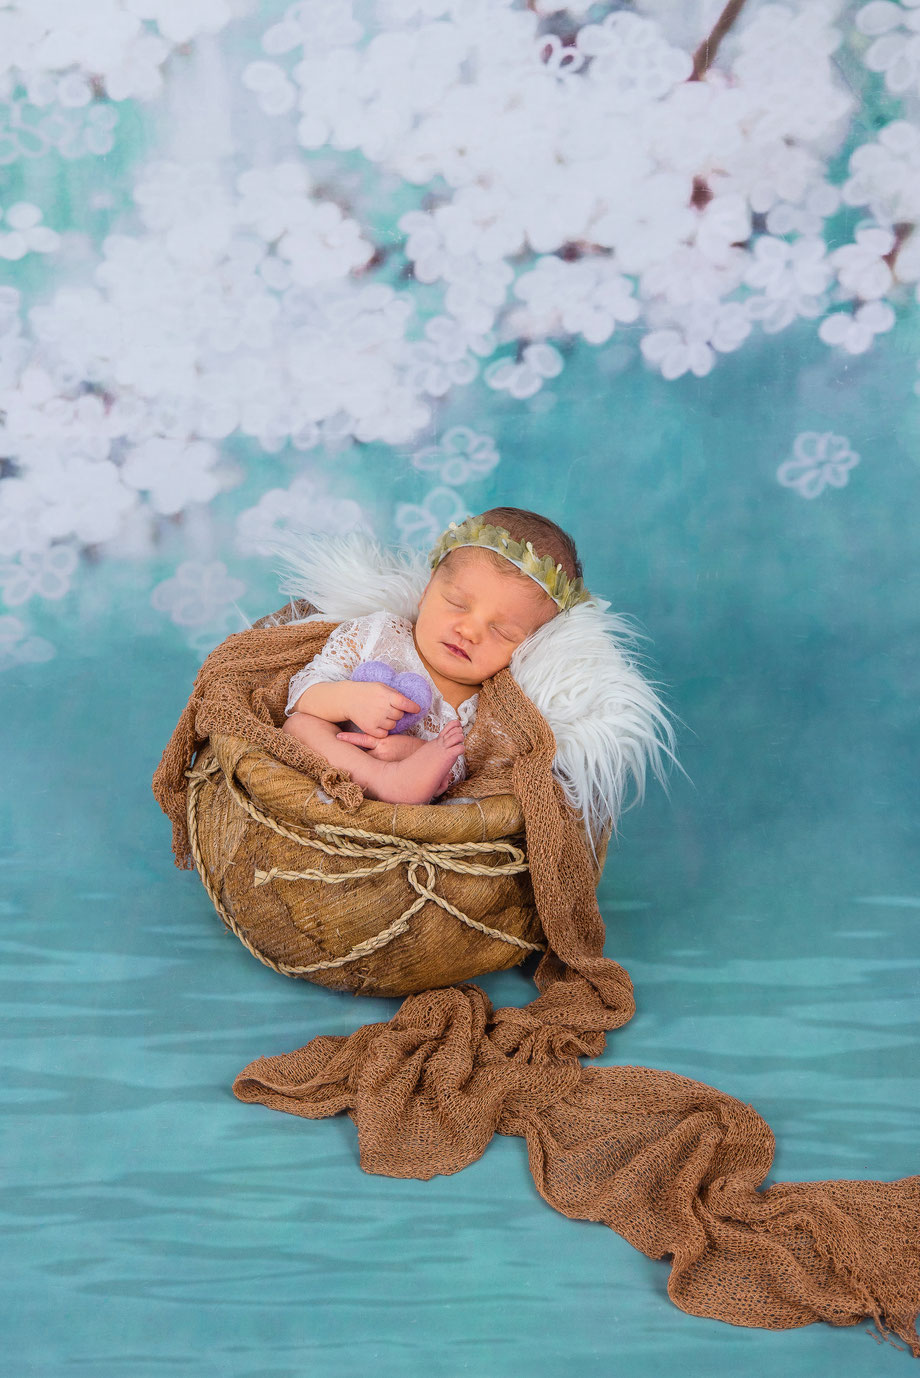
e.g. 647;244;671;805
428;516;591;612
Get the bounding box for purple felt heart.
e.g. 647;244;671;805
350;659;433;733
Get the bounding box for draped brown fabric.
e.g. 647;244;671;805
153;617;920;1354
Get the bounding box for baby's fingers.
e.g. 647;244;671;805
392;693;420;713
336;731;378;749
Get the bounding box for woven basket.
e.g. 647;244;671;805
187;731;548;996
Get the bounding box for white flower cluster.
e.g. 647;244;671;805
0;153;438;640
411;426;499;486
395;484;467;549
235;475;366;556
3;0;920;654
0;201;59;259
0;0;250;106
856;0;920;97
0;97;119;163
150;558;248;653
241;0;917;379
392;425;500;550
842;122;920;292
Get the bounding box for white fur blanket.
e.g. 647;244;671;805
272;532;680;845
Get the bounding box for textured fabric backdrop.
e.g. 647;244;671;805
2;2;919;1375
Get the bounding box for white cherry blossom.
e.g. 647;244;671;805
510;256;639;345
640;329;714;380
0;202;60;260
150;559;246;628
236;475;365;556
283;0;363;51
395;485;467;548
260;14;308;54
0;543;78;605
766;182;841;237
577;11;692;112
484;342;564;399
743;237;833;330
241;59;297;117
641;300;751;379
405;340;477;397
411;426;499;485
121;438;226;515
777;431;860;498
235;162;313;242
422;315;495;363
278;201;374;287
744;237;833;298
2;458;138;546
819;300;896;353
444;259;514;335
843;121;920;227
856;0;920;96
640;243;747;309
829;227;894;300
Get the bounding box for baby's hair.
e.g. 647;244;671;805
479;506;582;581
443;506;582;591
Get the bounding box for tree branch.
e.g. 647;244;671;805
884;222;915;275
690;0;750;81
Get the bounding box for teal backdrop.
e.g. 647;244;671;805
2;2;919;1375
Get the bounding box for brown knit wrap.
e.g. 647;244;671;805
153;617;920;1354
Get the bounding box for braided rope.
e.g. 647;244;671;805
185;755;543;978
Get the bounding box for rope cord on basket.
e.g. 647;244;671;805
184;756;544;977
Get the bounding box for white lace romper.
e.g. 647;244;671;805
285;609;478;789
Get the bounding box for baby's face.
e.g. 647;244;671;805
414;549;556;689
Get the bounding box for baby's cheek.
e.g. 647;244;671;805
493;644;517;670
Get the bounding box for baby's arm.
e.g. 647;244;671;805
287;616;420;736
282;619;462;800
290;679;420;739
283;705;463;803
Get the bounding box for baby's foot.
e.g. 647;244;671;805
368;722;464;804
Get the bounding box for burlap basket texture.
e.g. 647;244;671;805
182;602;607;997
187;734;548;997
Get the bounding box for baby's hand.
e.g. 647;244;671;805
344;680;420;739
336;731;425;762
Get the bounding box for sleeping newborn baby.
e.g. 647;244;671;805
282;506;588;805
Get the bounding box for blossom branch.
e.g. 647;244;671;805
884;222;915;275
690;0;750;80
